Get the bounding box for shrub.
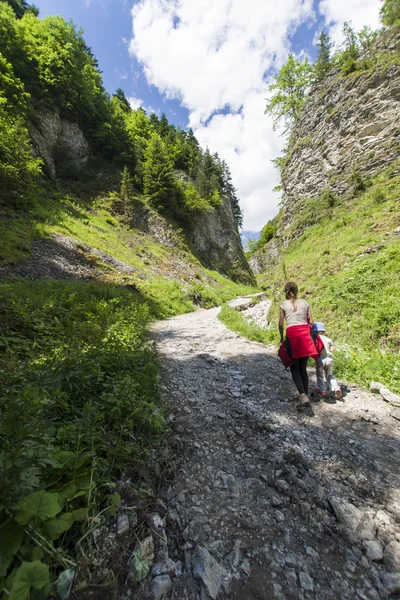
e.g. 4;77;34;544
0;280;164;595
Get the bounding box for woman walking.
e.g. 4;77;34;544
279;282;321;408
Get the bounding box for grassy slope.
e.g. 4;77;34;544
252;165;400;393
0;174;256;594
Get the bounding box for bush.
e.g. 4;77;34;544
0;280;164;595
0;102;42;206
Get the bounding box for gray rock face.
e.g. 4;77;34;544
364;540;383;562
249;239;279;276
192;545;227;600
384;541;400;572
280;33;400;237
250;31;400;275
187;196;255;285
29;109;89;178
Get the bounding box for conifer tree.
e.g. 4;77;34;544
113;88;131;113
143;133;175;211
315;31;333;81
221;160;243;230
120;166;134;218
336;21;359;74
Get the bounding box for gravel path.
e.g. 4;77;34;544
148;301;400;600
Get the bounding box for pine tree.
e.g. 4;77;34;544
315;31;333;81
221;160;243;230
113;88;131;113
143;133;175;211
120;166;134;218
336;21;360;74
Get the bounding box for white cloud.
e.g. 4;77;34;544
128;0;381;230
319;0;381;44
128;0;314;230
128;95;144;110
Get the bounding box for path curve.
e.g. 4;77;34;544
149;300;400;600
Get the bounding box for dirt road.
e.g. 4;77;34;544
148;301;400;600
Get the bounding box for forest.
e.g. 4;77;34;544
0;0;243;228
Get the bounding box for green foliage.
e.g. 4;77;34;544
9;561;49;600
350;170;367;194
143;132;176;211
130;547;150;583
334;21;360;75
0;279;164;593
256;167;400;394
315;31;333;81
246;220;276;256
0;103;42;206
218;304;279;345
119;165;135;218
265;54;314;135
380;0;400;27
0;3;245;223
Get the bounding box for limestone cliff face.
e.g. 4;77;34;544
250;32;399;275
29;109;90;179
28;113;253;283
187;197;255;284
248;239;279;276
281;31;400;237
116;193;254;284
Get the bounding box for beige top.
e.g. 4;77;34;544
280;299;310;327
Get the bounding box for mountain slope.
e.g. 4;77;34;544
249;27;400;394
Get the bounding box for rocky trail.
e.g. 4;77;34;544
140;297;400;600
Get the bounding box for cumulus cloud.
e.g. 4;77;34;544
128;0;381;230
319;0;381;44
128;95;144;110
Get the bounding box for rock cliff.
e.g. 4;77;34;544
187;196;255;284
28;109;90;179
251;31;400;275
130;196;255;284
27;112;253;283
281;30;400;237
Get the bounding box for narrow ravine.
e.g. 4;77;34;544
146;300;400;600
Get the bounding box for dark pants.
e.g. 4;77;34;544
290;357;309;395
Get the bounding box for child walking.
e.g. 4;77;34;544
312;322;342;399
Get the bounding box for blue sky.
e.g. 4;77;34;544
35;0;190;128
34;0;381;231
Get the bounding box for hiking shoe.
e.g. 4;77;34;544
335;389;343;399
297;393;310;408
313;387;326;396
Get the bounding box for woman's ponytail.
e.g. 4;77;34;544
284;281;298;312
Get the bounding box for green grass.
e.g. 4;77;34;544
218;304;279;345
0;280;163;594
0;172;257;596
255;164;400;394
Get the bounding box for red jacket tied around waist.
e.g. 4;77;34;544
278;324;324;368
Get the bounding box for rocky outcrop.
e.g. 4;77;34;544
28;109;90;179
281;31;400;236
248;239;279;276
128;201;181;249
187;196;256;284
